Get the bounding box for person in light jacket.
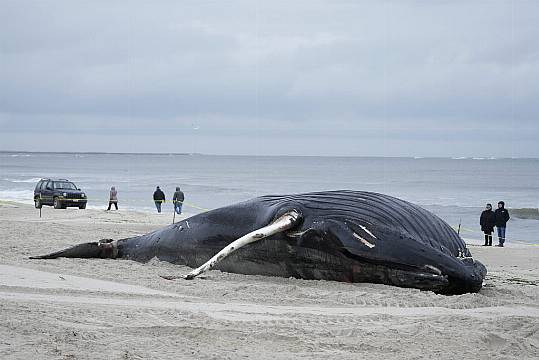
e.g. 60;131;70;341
107;186;118;211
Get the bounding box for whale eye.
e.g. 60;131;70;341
272;206;303;227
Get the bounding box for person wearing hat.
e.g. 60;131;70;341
480;203;495;246
153;186;166;213
494;201;510;247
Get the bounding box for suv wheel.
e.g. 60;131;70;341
34;198;42;209
79;203;86;209
53;197;63;209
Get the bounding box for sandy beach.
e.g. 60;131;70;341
1;201;537;359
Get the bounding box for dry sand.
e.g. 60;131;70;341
0;201;537;359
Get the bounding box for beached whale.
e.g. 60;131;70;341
31;190;486;294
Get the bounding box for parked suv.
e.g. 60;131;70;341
34;179;87;209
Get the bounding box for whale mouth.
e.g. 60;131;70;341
341;248;485;294
386;267;450;292
385;261;485;295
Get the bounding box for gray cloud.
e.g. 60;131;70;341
1;0;538;156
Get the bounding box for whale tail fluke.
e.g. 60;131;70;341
30;239;118;259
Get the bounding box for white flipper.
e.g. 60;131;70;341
184;210;301;280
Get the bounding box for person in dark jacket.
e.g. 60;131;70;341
480;203;495;246
153;186;166;213
172;186;185;215
494;201;510;247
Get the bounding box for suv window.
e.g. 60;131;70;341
45;180;52;190
35;180;43;191
53;181;77;190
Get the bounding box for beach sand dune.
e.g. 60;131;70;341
1;202;538;359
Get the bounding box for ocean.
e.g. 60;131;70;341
1;152;538;245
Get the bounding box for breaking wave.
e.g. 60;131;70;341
2;177;42;184
511;208;539;220
0;190;34;204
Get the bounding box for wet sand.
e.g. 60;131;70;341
1;202;538;359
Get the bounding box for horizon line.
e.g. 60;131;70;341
0;150;537;160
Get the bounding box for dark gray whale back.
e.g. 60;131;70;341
258;190;468;258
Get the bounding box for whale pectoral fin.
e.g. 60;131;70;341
184;210;301;280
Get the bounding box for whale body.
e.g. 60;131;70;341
32;190;487;294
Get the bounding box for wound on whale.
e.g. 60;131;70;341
31;190;487;294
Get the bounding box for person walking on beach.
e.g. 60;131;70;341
153;186;166;213
107;186;118;211
480;203;495;246
494;201;510;247
173;186;185;215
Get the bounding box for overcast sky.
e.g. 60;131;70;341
1;1;538;157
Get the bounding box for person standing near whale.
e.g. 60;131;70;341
153;186;166;213
173;186;184;215
106;186;118;211
494;201;510;247
480;203;495;246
